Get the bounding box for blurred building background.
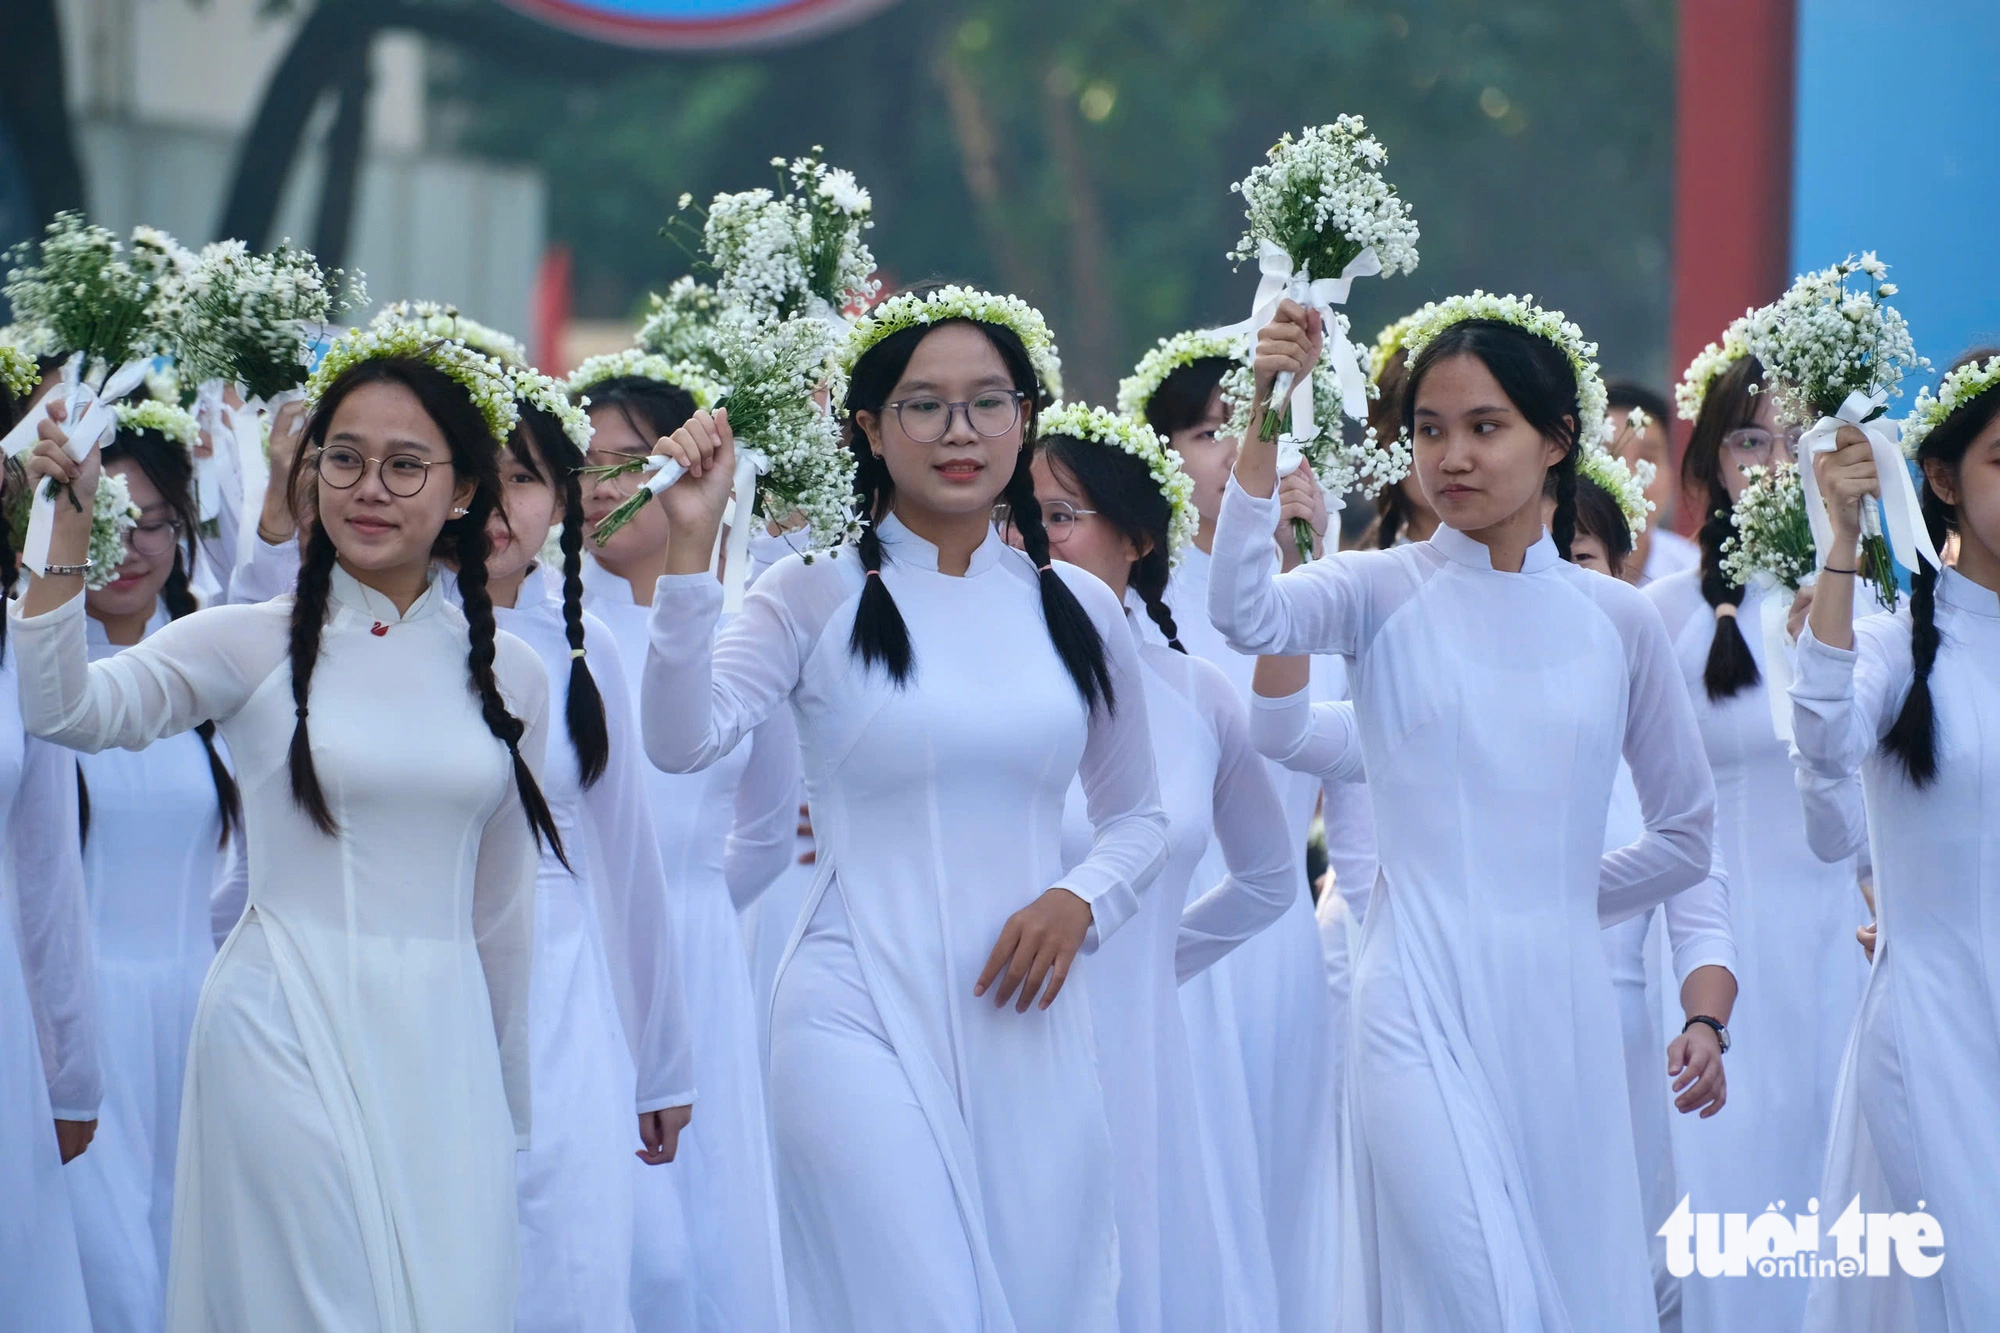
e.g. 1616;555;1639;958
4;0;1996;407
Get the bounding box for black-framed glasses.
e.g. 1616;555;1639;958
314;445;447;498
885;391;1026;444
1722;425;1802;465
992;498;1097;543
124;517;183;558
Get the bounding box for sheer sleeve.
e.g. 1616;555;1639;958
1794;764;1870;865
1206;476;1383;658
475;640;547;1148
1660;845;1737;986
642;572;803;775
576;622;695;1113
1790;616;1907;782
9;589;279;750
1598;583;1717;926
1174;663;1298;981
724;709;802;912
1248;687;1366;783
8;733;100;1120
1051;568;1169;951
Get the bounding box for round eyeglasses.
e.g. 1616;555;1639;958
314;445;447;498
992;498;1097;544
1721;425;1802;465
885;391;1026;444
123;517;183;558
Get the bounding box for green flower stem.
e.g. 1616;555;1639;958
590;487;656;548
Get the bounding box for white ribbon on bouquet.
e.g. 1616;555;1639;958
20;354;150;576
1217;239;1380;470
1797;388;1939;582
614;442;771;613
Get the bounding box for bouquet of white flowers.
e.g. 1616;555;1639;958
4;459;139;590
1744;254;1935;607
589;312;852;571
1719;461;1815;594
669;148;878;328
635;276;728;378
3;214;188;571
177;241;365;401
1224;117;1419;451
1221;357;1411;560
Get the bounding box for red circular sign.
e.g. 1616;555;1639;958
497;0;895;49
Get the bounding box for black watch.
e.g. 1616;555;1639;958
1683;1015;1730;1053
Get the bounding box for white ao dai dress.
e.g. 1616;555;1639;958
1646;569;1869;1333
1058;624;1296;1333
12;567;546;1332
1791;569;2000;1332
581;555;792;1333
497;566;696;1333
642;516;1168;1332
64;607;224;1333
0;648;98;1333
1207;477;1716;1331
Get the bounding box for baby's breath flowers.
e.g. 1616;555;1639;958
370;300;520;367
839;285;1063;403
1719;461;1816;594
307;325;519;447
1117;329;1242;423
635;276;728;378
1676;314;1758;422
1038;401;1197;561
114;399;201;455
175;241;364;402
1900;354;2000;459
567;349;722;410
4;212;183;383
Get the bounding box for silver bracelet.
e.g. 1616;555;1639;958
39;559;94;577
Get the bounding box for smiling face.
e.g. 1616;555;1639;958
1025;451;1143;595
313;379;475;577
1411;351;1569;537
85;457;178;622
487;434;562;587
853;322;1026;523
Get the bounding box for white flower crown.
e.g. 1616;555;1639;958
1400;291;1610;452
839;286;1063;402
114;399;200;455
0;344;36;400
565;349;721;409
1576;437;1654;535
1038;400;1198;561
370;300;527;367
1901;354;2000;459
1116;329;1242;422
512;368;592;455
306;324;520;447
1675;314;1758;422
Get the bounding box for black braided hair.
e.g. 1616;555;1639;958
1141;356;1232;442
283;353;569;860
843;300;1114;710
454;512;570;867
510;409;608;788
1682;355;1767;700
1402;318;1584;561
1037;431;1185;653
1880;360;2000;786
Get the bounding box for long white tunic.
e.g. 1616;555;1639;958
1153;542;1344;1332
1207;476;1716;1331
0;653;98;1333
498;566;695;1333
1058;628;1295;1333
12;567;546;1333
642;516;1168;1332
64;608;223;1333
1791;569;2000;1331
580;555;791;1333
1646;569;1869;1333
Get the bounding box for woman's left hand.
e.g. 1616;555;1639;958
636;1104;692;1165
1668;1025;1727;1118
1275;461;1329;569
975;888;1094;1012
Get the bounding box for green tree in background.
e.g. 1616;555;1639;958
437;0;1675;401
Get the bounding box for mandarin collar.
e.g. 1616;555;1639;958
876;511;1007;576
85;602;169;658
1939;567;2000;619
329;561;445;627
1430;522;1561;574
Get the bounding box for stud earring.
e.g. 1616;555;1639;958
450;506;469;518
